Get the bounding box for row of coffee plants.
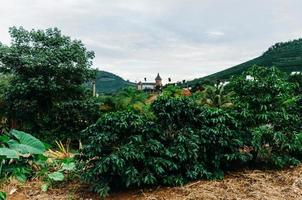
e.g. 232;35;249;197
77;66;302;197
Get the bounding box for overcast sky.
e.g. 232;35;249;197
0;0;301;83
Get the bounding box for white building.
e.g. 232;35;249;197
137;73;162;92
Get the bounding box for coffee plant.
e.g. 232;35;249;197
77;98;251;197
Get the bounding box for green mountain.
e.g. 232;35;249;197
187;39;302;86
95;71;135;94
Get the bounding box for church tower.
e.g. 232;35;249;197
155;73;162;92
155;73;162;86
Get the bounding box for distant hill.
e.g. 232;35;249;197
187;39;302;86
95;71;135;94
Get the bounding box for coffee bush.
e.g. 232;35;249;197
77;98;251;197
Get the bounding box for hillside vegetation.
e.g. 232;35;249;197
95;71;135;94
187;39;302;86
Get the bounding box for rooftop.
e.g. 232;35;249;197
138;82;156;85
155;73;162;81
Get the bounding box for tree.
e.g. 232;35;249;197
0;73;12;112
0;27;97;140
0;73;12;132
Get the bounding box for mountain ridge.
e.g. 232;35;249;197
187;38;302;86
95;70;135;94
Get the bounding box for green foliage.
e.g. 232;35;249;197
151;97;201;130
0;130;45;182
77;111;152;197
94;70;135;94
230;66;299;129
77;99;250;197
44;98;101;142
0;130;45;158
251;125;302;168
161;85;183;98
0;74;11;132
0;26;301;198
229;66;302;167
193;84;234;108
48;171;64;181
0;191;6;200
77;66;302;197
0;74;12;112
289;73;302;100
152;97;251;170
0;26;98;141
99;87;150;114
41;159;76;192
113;87;149;111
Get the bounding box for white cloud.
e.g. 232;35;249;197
206;31;225;37
0;0;301;82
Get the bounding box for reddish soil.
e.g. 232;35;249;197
2;165;302;200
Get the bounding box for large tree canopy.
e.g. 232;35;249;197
0;27;98;139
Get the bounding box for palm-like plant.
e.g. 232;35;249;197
197;84;234;108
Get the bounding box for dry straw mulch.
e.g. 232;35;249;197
109;165;302;200
3;165;302;200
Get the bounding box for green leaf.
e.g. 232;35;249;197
0;191;6;200
48;172;64;181
41;183;49;192
0;147;19;158
15;173;27;182
0;135;9;143
61;162;75;171
8;130;45;155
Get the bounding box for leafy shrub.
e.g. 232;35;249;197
251;125;302;168
40;159;76;192
152;97;251;172
99;87;151;115
230;66;299;130
46;98;101;142
77;111;154;196
0;130;45;181
77;98;250;197
151;97;203;130
230;66;302;167
161;85;183;98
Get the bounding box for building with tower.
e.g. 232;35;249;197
137;73;162;92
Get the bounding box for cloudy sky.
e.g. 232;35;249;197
0;0;301;83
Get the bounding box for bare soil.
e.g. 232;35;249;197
2;165;302;200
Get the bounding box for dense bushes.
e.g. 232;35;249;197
77;97;251;196
78;66;302;197
44;98;101;142
229;66;302;167
78;111;156;196
230;66;299;130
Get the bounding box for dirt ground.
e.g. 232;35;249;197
3;165;302;200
